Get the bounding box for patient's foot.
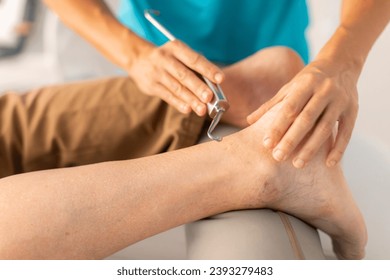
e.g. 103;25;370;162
209;46;365;259
226;102;367;259
220;47;304;127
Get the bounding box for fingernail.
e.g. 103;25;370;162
293;158;305;169
202;90;211;102
182;104;191;113
196;104;205;115
273;149;285;161
214;73;223;83
327;160;336;167
263;137;273;149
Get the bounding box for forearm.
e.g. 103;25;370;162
43;0;150;69
315;0;390;75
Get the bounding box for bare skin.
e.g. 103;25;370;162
44;0;390;167
247;103;367;260
249;0;390;168
43;0;223;116
221;47;304;128
198;47;367;259
0;46;366;259
0;95;366;259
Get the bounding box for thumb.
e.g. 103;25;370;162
247;96;282;125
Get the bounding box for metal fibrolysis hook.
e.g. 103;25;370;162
207;109;225;142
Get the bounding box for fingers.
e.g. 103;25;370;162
157;40;224;115
262;83;314;152
247;95;282;125
169;40;224;84
271;103;354;169
248;60;359;169
247;82;296;125
159;71;207;115
273;98;330;165
290;108;339;168
129;40;223;116
326;112;356;167
153;83;191;114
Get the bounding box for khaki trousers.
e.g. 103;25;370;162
0;77;205;178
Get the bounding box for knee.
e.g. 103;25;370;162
274;46;305;77
258;46;305;82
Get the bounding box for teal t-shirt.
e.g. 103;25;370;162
118;0;309;64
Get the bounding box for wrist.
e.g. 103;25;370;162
314;26;366;79
116;29;154;72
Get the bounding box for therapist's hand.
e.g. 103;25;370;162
247;58;359;168
127;40;224;116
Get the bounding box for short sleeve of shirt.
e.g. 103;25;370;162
118;0;309;64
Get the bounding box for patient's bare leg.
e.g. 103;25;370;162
0;102;366;260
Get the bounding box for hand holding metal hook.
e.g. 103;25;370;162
144;9;230;141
